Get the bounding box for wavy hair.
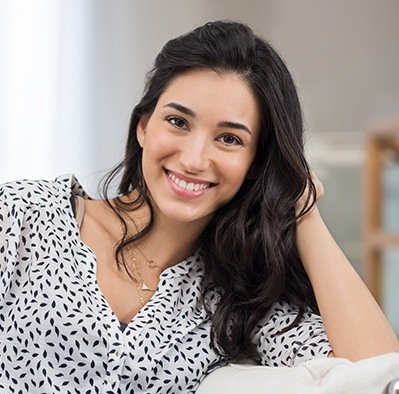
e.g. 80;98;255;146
102;20;317;361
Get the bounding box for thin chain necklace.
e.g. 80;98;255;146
119;221;162;306
132;243;164;271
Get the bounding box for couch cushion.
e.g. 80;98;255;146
196;353;399;394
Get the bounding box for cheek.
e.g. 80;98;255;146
221;155;254;185
144;133;177;162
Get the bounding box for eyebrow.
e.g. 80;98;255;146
163;102;253;135
217;121;252;135
164;102;195;118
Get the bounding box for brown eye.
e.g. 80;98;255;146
167;116;187;129
219;134;242;146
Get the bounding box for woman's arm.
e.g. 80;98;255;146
296;203;399;361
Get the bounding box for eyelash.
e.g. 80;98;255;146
166;115;243;146
218;134;243;146
166;116;188;129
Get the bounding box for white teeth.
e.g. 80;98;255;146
168;172;210;192
186;182;195;191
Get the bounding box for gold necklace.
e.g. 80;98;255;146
134;243;164;271
125;245;157;306
119;221;160;307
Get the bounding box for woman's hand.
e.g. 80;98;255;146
296;171;324;217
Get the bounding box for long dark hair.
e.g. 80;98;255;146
102;20;317;361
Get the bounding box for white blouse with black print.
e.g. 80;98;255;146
0;175;331;393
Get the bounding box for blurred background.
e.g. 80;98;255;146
0;0;398;331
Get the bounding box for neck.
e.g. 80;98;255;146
143;224;200;269
121;198;210;270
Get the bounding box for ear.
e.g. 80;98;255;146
136;115;150;148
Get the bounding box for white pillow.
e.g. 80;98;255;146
196;353;399;394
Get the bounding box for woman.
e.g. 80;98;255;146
0;20;397;393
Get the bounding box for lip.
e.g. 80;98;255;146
164;169;216;198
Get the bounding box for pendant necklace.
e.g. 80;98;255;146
120;221;162;306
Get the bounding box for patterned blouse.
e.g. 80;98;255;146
0;175;331;393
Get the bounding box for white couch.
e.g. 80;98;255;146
197;353;399;394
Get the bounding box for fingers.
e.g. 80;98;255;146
296;170;324;217
310;170;324;201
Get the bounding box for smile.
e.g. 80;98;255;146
166;170;214;192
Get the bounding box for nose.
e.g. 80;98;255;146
179;134;211;174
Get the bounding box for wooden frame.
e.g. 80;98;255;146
363;119;399;304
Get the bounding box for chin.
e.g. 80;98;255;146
157;203;215;226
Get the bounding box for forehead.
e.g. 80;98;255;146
157;69;260;131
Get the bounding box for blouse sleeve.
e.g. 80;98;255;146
252;300;332;367
0;184;13;277
0;177;75;279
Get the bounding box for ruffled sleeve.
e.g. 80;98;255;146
0;182;20;278
252;300;332;367
0;185;13;278
0;175;79;278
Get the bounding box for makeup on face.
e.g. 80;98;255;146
136;69;260;226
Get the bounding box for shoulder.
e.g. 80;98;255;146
253;300;331;366
0;174;87;209
254;300;325;337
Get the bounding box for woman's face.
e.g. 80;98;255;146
136;69;260;227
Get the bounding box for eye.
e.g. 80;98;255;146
166;116;188;130
218;134;243;146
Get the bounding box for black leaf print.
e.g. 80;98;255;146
0;175;331;393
